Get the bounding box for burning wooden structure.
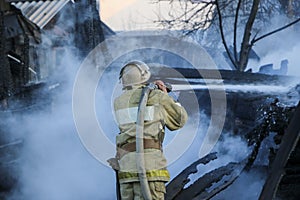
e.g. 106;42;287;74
0;1;299;199
150;67;300;200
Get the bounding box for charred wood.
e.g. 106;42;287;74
166;152;217;200
172;159;249;200
259;102;300;200
174;162;239;200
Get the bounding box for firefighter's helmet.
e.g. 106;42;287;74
119;60;151;87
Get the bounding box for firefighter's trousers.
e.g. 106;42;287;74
120;181;166;200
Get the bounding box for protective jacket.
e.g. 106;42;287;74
114;85;188;183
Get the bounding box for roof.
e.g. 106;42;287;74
11;0;72;29
101;21;115;37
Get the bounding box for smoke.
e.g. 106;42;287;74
163;103;277;200
247;16;300;76
211;169;266;200
4;46;117;200
4;46;260;200
4;4;298;200
209;135;266;200
5;49;269;200
167;129;269;200
179;132;251;185
192;14;300;200
4;8;116;200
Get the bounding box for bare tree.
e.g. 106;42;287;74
155;0;300;71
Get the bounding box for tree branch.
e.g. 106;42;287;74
239;0;260;71
233;0;242;62
252;17;300;44
216;0;238;70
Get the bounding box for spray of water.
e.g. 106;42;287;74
172;84;291;93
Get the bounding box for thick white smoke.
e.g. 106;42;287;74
5;6;299;200
247;16;300;77
6;48;115;199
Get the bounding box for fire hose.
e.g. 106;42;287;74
136;83;158;200
136;82;172;199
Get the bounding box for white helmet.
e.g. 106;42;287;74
119;60;151;87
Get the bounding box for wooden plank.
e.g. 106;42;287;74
165;152;217;200
195;159;248;200
259;102;300;200
175;162;238;200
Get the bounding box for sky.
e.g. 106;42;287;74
99;0;210;31
100;0;137;21
99;0;171;30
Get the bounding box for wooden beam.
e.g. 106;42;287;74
166;152;217;200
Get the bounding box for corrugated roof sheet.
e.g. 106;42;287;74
11;0;72;29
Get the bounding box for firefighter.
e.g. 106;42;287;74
110;60;188;200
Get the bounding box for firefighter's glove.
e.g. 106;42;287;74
107;158;120;171
154;80;168;93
